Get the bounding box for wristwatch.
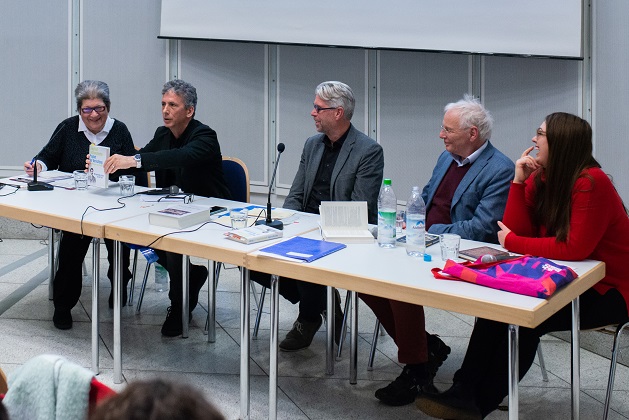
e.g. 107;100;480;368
134;154;142;168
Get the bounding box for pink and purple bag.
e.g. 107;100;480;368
432;255;577;299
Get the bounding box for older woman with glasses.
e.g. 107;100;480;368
23;80;137;330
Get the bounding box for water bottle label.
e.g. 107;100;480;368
378;210;397;242
406;216;425;244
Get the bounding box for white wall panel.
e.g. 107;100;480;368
378;51;469;201
179;40;267;185
593;0;629;202
82;0;167;147
0;2;69;166
484;56;580;165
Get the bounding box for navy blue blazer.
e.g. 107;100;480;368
422;141;514;244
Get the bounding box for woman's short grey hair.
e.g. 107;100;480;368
315;81;355;120
444;94;493;141
162;79;197;110
75;80;110;112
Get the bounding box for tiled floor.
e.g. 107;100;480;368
0;237;628;419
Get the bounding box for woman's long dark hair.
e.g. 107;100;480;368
533;112;600;242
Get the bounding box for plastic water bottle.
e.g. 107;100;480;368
377;179;397;248
405;186;426;257
154;263;169;292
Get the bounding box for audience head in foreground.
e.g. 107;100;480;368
90;378;224;420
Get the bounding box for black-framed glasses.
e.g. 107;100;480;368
313;103;338;113
81;106;106;114
536;128;547;137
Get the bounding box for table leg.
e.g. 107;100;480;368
571;296;581;419
326;286;334;375
240;267;250;419
508;324;519;420
269;274;279;420
113;240;123;384
350;290;358;385
48;228;55;300
182;255;189;338
207;260;217;343
91;238;100;375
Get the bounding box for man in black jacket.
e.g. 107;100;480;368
105;79;230;336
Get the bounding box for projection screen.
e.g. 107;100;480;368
159;0;583;59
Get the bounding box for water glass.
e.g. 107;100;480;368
230;208;249;229
440;233;461;260
119;175;135;196
73;170;88;190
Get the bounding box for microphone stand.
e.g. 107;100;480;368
256;143;285;230
28;123;67;191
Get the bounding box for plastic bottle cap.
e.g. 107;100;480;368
383;179;392;185
423;254;432;262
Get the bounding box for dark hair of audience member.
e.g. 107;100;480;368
0;400;9;420
89;378;224;420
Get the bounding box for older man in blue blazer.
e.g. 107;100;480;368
251;81;384;352
360;95;514;407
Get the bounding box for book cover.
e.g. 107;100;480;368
148;204;212;229
459;246;510;262
259;236;346;263
319;201;374;244
88;144;110;188
224;225;283;244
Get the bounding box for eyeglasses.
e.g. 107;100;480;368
440;125;457;134
313;103;338;113
80;106;106;114
536;128;547;137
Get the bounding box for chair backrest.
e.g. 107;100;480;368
222;156;250;202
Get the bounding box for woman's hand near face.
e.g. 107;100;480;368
513;146;541;183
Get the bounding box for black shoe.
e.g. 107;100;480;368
189;265;208;312
279;317;322;351
53;308;73;330
321;289;344;345
161;306;192;337
375;364;432;406
416;382;482;420
426;332;451;376
108;279;129;309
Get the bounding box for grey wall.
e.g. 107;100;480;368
1;1;627;207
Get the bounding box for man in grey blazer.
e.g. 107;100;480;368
251;81;384;351
360;95;514;407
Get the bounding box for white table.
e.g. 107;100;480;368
104;200;320;418
0;181;170;374
247;234;605;420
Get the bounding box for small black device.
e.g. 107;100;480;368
139;185;180;195
210;206;228;215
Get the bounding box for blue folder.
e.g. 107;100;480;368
259;236;346;263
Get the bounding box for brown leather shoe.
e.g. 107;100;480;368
279;317;322;351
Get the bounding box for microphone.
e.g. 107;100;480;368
480;254;516;263
256;143;285;230
28;123;66;191
138;185;180;195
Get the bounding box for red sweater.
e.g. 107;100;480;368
503;167;629;312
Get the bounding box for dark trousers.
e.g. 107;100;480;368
359;294;428;364
154;249;205;311
250;271;326;322
454;288;628;417
53;231;131;311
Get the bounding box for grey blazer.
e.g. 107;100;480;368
422;141;515;243
283;124;384;224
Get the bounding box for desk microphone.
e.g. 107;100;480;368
480;254;516;263
256;143;285;230
28;123;66;191
138;185;180;195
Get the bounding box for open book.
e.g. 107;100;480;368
319;201;375;244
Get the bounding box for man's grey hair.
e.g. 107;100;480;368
162;79;197;110
315;81;355;120
75;80;110;112
444;94;493;141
